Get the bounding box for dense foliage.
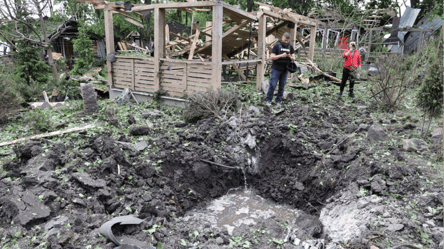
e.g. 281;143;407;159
14;40;52;84
416;59;443;118
0;73;23;122
71;25;94;75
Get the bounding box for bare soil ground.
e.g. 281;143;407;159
0;82;442;249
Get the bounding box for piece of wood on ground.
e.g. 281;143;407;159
306;59;341;82
0;124;94;147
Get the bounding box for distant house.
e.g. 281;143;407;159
47;20;106;60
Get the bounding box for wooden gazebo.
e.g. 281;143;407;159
81;0;320;101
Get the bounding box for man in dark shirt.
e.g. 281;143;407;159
266;32;296;107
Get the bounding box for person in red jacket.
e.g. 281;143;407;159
339;41;361;98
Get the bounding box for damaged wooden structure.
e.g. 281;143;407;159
77;0;320;101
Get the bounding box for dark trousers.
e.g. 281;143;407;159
340;68;355;93
266;68;288;103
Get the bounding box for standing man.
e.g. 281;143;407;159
339;41;361;98
266;32;296;107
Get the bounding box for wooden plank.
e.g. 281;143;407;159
188;23;201;60
0;124;95;147
154;7;165;92
211;3;222;90
135;73;155;78
256;14;266;90
104;8;115;87
187;77;212;84
131;59;135;90
222;3;257;21
366;29;373;62
308;25;316;62
132;1;216;11
187;70;212;76
187;74;212;80
187;64;213;70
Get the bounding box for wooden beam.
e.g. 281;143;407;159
366;29;373;62
289;22;297;49
256;14;266;91
124;17;144;28
104;7;115;87
222;3;257;21
308;25;316;61
132;1;216;11
154;7;165;92
188;23;201;60
195;20;249;54
212;3;223;90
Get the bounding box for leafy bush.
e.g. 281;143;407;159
183;87;240;123
71;25;94;76
14;40;52;84
0;74;23;123
416;43;443;136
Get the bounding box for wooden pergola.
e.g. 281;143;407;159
84;0;320;97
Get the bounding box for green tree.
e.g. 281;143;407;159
71;25;94;75
15;40;52;84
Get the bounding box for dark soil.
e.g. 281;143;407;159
0;89;442;249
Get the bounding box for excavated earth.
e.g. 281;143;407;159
0;91;443;249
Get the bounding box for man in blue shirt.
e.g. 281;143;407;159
266;32;296;107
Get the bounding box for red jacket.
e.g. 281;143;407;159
343;49;361;69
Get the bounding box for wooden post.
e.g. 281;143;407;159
366;29;373;62
154;7;166;92
104;7;115;87
289;24;296;50
417;30;424;52
131;59;135;90
322;27;327;50
308;25;316;62
256;14;266;91
211;3;223;90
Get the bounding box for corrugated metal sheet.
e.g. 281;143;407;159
404;14;443;54
392;6;421;53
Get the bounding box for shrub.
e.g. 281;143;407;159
183;87;240;123
71;25;94;76
416;44;443;136
366;52;429;111
0;74;23;123
14;40;51;84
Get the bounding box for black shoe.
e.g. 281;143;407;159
349;92;355;98
338;92;343;98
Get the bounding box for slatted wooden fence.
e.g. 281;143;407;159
298;48;346;61
112;56;214;97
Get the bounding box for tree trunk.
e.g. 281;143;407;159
35;1;58;80
246;0;254;12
